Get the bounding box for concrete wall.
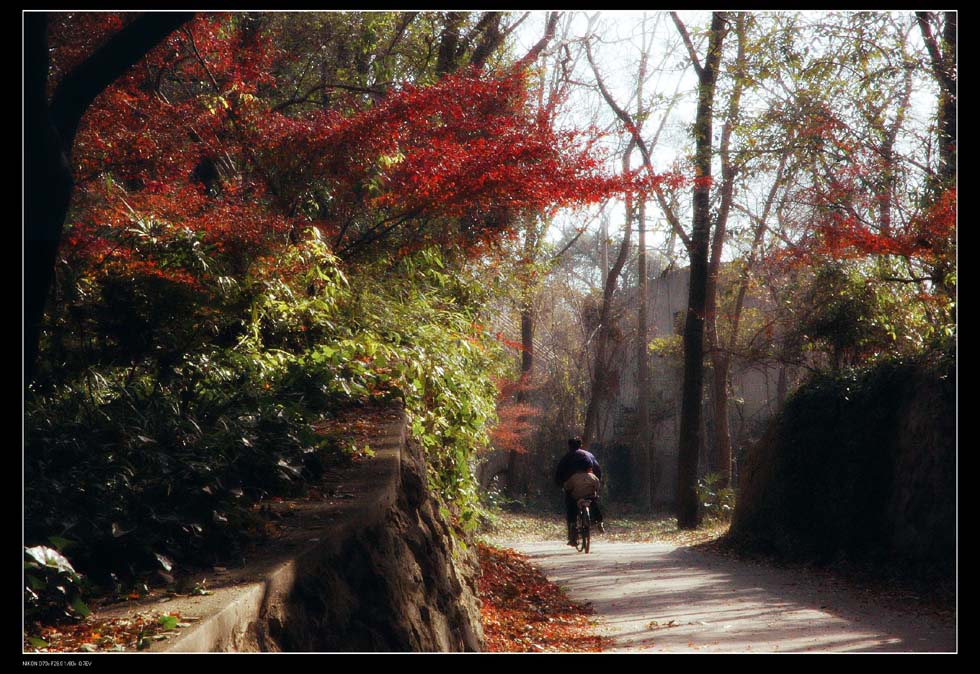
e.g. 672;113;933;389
596;267;789;505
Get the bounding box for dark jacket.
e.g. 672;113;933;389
555;449;602;486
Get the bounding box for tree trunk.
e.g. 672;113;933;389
938;11;956;186
916;11;957;188
702;12;745;490
583;143;636;446
916;11;956;298
469;12;505;69
504;300;534;496
24;11;193;386
25;14;73;387
633;35;652;510
435;12;466;76
777;364;788;407
709;355;733;480
635;197;651;508
505;213;540;496
676;12;729;530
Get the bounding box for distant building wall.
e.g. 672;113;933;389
596;267;790;506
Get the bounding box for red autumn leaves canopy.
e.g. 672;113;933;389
56;13;637;279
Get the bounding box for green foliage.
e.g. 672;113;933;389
158;614;179;630
28;230;352;588
792;264;889;367
783;262;946;371
648;334;683;359
328;248;502;518
27;225;502;606
696;473;736;523
39;217;256;409
478;476;529;513
24;544;89;623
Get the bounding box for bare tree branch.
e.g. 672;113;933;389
584;37;691;251
670;11;704;77
517;11;561;67
501;11;531;42
272;82;388;112
380;11;418;63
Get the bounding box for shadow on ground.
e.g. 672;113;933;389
504;541;955;653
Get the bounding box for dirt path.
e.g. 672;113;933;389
500;540;956;653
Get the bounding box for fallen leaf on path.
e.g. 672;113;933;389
647;619;678;630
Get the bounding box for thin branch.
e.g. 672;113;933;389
501;11;531;41
669;12;703;77
272;82;388;112
335;207;425;258
380;11;418;63
584;38;691;251
733;203;796;249
283;51;319;106
549;228;588;263
882;275;940;284
517;11;561;67
181;25;221;92
549;207;603;263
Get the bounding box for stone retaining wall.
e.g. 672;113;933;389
146;408;483;652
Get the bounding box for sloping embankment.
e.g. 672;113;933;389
731;348;955;583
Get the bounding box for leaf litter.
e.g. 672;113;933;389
24;611;199;653
477;542;605;653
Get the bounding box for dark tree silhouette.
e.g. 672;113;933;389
24;11;193;384
674;12;730;529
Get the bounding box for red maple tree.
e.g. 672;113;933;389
56;12;634;287
782;108;955;269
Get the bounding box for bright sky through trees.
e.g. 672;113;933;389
514;10;942;267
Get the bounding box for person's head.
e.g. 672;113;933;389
568;437;582;451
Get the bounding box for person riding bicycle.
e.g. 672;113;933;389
555;437;605;546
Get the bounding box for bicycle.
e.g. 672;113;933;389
575;497;593;553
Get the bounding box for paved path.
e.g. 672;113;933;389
504;541;956;653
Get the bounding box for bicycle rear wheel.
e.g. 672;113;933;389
578;508;591;553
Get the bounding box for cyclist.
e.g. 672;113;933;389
555;437;605;546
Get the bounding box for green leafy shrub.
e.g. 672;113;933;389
697;473;736;523
25;544;89;623
783;262;953;372
27;230;355;587
319;248;501;523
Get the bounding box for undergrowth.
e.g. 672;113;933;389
26;229;502;623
